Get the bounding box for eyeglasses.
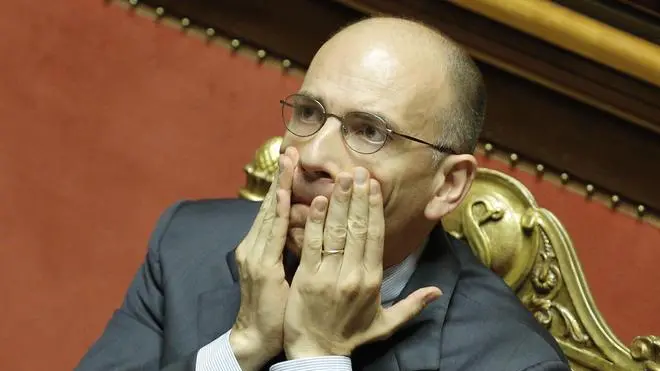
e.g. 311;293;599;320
280;94;457;155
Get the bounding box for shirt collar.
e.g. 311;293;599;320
380;239;426;305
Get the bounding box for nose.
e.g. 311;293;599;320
288;117;346;180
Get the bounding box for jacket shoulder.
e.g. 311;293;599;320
155;198;259;253
150;199;259;286
442;236;568;369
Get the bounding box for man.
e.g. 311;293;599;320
77;17;569;371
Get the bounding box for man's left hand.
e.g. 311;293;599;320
282;167;442;359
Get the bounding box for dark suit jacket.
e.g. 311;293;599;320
76;199;570;371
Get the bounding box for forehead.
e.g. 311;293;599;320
301;46;447;135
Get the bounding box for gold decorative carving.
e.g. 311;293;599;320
443;168;658;370
630;336;660;371
238;137;658;370
238;137;282;201
444;169;540;290
522;228;591;347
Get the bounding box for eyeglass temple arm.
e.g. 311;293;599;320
393;132;457;155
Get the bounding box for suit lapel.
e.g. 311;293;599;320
357;226;461;371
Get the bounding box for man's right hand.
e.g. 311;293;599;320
229;148;296;371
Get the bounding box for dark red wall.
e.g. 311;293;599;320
0;1;657;370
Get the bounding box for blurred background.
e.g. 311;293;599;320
0;0;659;369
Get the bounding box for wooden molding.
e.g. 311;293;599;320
450;0;660;88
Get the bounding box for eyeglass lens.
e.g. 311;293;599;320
281;95;390;154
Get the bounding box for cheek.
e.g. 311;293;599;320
376;168;434;221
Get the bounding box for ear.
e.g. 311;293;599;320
424;154;477;221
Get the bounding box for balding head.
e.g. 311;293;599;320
283;17;484;267
308;17;486;156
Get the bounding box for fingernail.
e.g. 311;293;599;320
424;290;441;305
355;168;368;185
339;175;352;191
315;198;327;212
369;179;380;195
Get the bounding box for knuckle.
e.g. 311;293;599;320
300;279;333;297
235;254;247;268
269;220;288;239
325;224;348;242
249;269;268;283
299;282;315;296
261;211;275;225
298;278;315;292
363;276;381;292
338;275;361;297
243;257;266;279
367;229;384;243
238;260;261;282
305;235;324;250
242;257;256;272
348;218;368;239
259;195;273;213
235;247;247;264
352;191;368;203
334;189;351;203
309;211;325;224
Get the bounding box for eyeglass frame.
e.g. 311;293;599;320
279;93;458;155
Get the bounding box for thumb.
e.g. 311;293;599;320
379;286;442;336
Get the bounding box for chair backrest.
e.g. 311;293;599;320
239;136;659;371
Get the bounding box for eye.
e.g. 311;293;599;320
295;103;323;124
349;117;388;144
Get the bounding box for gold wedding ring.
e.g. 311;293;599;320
321;249;345;256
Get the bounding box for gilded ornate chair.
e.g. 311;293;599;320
239;137;659;371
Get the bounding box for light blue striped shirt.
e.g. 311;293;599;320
196;248;423;371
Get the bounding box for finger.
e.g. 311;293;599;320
263;190;292;264
250;153;282;228
284;146;300;170
363;179;385;272
340;167;370;277
301;196;328;271
278;148;295;192
378;286;442;338
240;169;279;254
261;153;296;263
320;172;353;270
252;154;289;253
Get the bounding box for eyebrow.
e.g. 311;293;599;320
296;89;404;132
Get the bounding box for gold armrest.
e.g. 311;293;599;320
443;169;658;371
